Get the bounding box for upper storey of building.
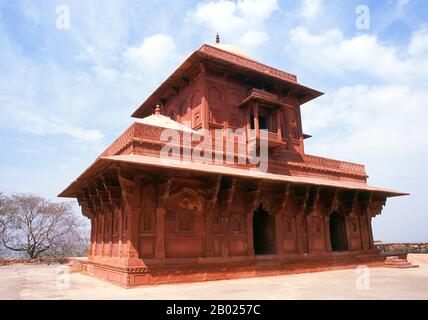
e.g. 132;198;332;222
131;38;323;155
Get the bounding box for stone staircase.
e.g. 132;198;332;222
383;256;419;268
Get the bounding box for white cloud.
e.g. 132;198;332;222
0;104;104;143
236;0;278;22
397;0;410;8
91;66;118;82
239;30;269;47
304;85;428;158
288;26;428;84
192;0;278;48
124;34;177;71
408;28;428;56
301;0;323;17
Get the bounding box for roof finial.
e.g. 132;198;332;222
215;33;220;44
154;104;161;115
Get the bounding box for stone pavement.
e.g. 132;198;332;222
0;254;427;300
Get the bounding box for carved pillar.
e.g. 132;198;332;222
156;174;171;260
323;189;339;253
359;192;373;251
344;215;353;251
246;211;255;257
206;176;220;257
221;213;230;258
296;213;308;254
276;109;282;143
206;211;215;257
155;207;166;259
367;215;375;250
108;212;113;257
92;216;98;257
127;206;140;259
245;180;261;258
252;102;259;138
246;108;251;144
118;208;124;258
275;212;283;256
294;186;309;254
273;185;289;257
200;63;208;130
324;214;332;252
98;213;104;256
220;178;237;258
118;169;140;260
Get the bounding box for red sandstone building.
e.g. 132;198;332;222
60;39;407;288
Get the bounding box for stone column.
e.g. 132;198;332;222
108;212;113;257
367;216;375;250
324;215;332;252
126;205;140;259
100;214;105;256
294;215;302;254
253;103;259;138
91;216;97;257
246;211;255;257
276;109;282;142
345;215;353;251
118;208;124;258
200;63;209;130
221;213;230;258
155;207;166;259
275;212;283;256
205;210;215;257
359;213;370;251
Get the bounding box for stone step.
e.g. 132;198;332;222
385;260;410;265
385;256;401;261
383;256;419;268
383;264;419;269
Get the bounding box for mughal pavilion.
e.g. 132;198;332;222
60;37;407;287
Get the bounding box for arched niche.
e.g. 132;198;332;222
208;87;223;124
179;100;187;118
208;87;222;110
228;92;243;127
140;185;156;233
228;92;241;109
191;90;202;109
166;187;205;212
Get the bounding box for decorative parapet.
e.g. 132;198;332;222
100;125;136;157
302;154;367;177
200;44;298;84
99;123;367;182
100;123;166;157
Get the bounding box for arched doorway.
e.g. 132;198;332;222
253;205;276;255
329;212;348;252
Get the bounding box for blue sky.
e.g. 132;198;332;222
0;0;427;242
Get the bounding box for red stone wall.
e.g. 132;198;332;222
86;175;379;268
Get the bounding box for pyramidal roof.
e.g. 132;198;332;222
212;43;252;59
134;113;200;134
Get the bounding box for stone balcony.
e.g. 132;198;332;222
247;129;284;148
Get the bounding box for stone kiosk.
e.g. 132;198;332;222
60;38;407;288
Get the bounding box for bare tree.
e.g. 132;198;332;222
0;193;88;259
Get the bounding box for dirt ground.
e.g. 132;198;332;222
0;254;427;300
